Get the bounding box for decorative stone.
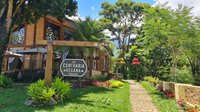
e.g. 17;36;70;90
24;98;35;106
48;98;57;106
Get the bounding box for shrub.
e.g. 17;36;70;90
52;77;71;101
26;78;71;106
92;75;109;82
92;80;111;87
143;76;159;86
0;75;13;88
176;66;194;84
108;80;123;88
27;80;55;100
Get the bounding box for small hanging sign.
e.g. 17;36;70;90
60;59;87;77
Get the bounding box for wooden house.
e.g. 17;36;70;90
2;16;111;79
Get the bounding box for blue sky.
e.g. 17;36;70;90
76;0;155;19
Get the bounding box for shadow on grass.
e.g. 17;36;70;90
149;90;169;99
0;84;115;112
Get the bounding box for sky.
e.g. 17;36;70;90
76;0;154;19
76;0;200;20
74;0;200;56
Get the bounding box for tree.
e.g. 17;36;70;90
183;18;200;85
141;4;197;81
99;0;149;58
0;0;77;73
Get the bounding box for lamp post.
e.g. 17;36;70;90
131;58;141;82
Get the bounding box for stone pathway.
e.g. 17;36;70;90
127;80;159;112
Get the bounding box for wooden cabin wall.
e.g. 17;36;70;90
36;18;45;44
24;24;34;69
2;58;7;71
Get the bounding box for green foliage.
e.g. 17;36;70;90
92;75;109;82
73;17;106;41
41;88;56;100
0;75;13;88
175;66;194;84
66;17;110;59
143;76;159;85
27;80;54;100
52;77;71;100
108;80;123;88
27;78;71;103
146;47;172;80
9;0;77;25
100;0;149;58
141;4;194;71
0;83;131;112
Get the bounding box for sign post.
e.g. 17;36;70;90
60;59;87;77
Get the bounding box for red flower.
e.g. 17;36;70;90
167;93;174;98
133;58;139;62
131;58;141;65
188;109;195;112
131;62;141;65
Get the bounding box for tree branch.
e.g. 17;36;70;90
0;6;6;18
12;0;25;17
6;0;13;31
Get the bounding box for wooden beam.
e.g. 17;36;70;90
44;41;54;85
37;40;99;47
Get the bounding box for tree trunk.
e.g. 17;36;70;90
0;0;13;73
0;23;10;73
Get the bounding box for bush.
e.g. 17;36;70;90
176;66;194;84
27;80;55;100
108;80;123;88
143;76;159;85
92;80;111;87
0;75;13;88
52;77;71;101
92;75;109;82
26;77;71;106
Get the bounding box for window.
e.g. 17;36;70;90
10;27;25;45
45;22;60;40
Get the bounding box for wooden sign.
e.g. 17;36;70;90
60;59;87;77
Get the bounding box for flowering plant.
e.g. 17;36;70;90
163;90;174;98
92;80;111;87
177;99;186;107
131;58;141;65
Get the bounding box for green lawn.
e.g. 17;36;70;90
140;81;180;112
0;82;131;112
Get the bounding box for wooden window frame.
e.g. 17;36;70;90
44;18;63;40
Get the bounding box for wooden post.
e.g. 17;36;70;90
44;41;53;85
88;55;93;79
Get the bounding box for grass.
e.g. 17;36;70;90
0;82;131;112
140;81;180;112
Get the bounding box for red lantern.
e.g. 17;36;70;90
131;58;141;65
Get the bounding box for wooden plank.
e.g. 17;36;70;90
37;40;99;47
44;42;54;85
36;18;45;43
62;20;76;32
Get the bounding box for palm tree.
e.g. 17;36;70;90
70;17;112;78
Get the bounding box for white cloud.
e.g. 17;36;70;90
153;0;200;16
91;6;95;11
65;14;85;21
103;29;115;39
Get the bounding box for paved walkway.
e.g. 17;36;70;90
127;80;159;112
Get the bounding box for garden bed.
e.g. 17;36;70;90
0;82;131;112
